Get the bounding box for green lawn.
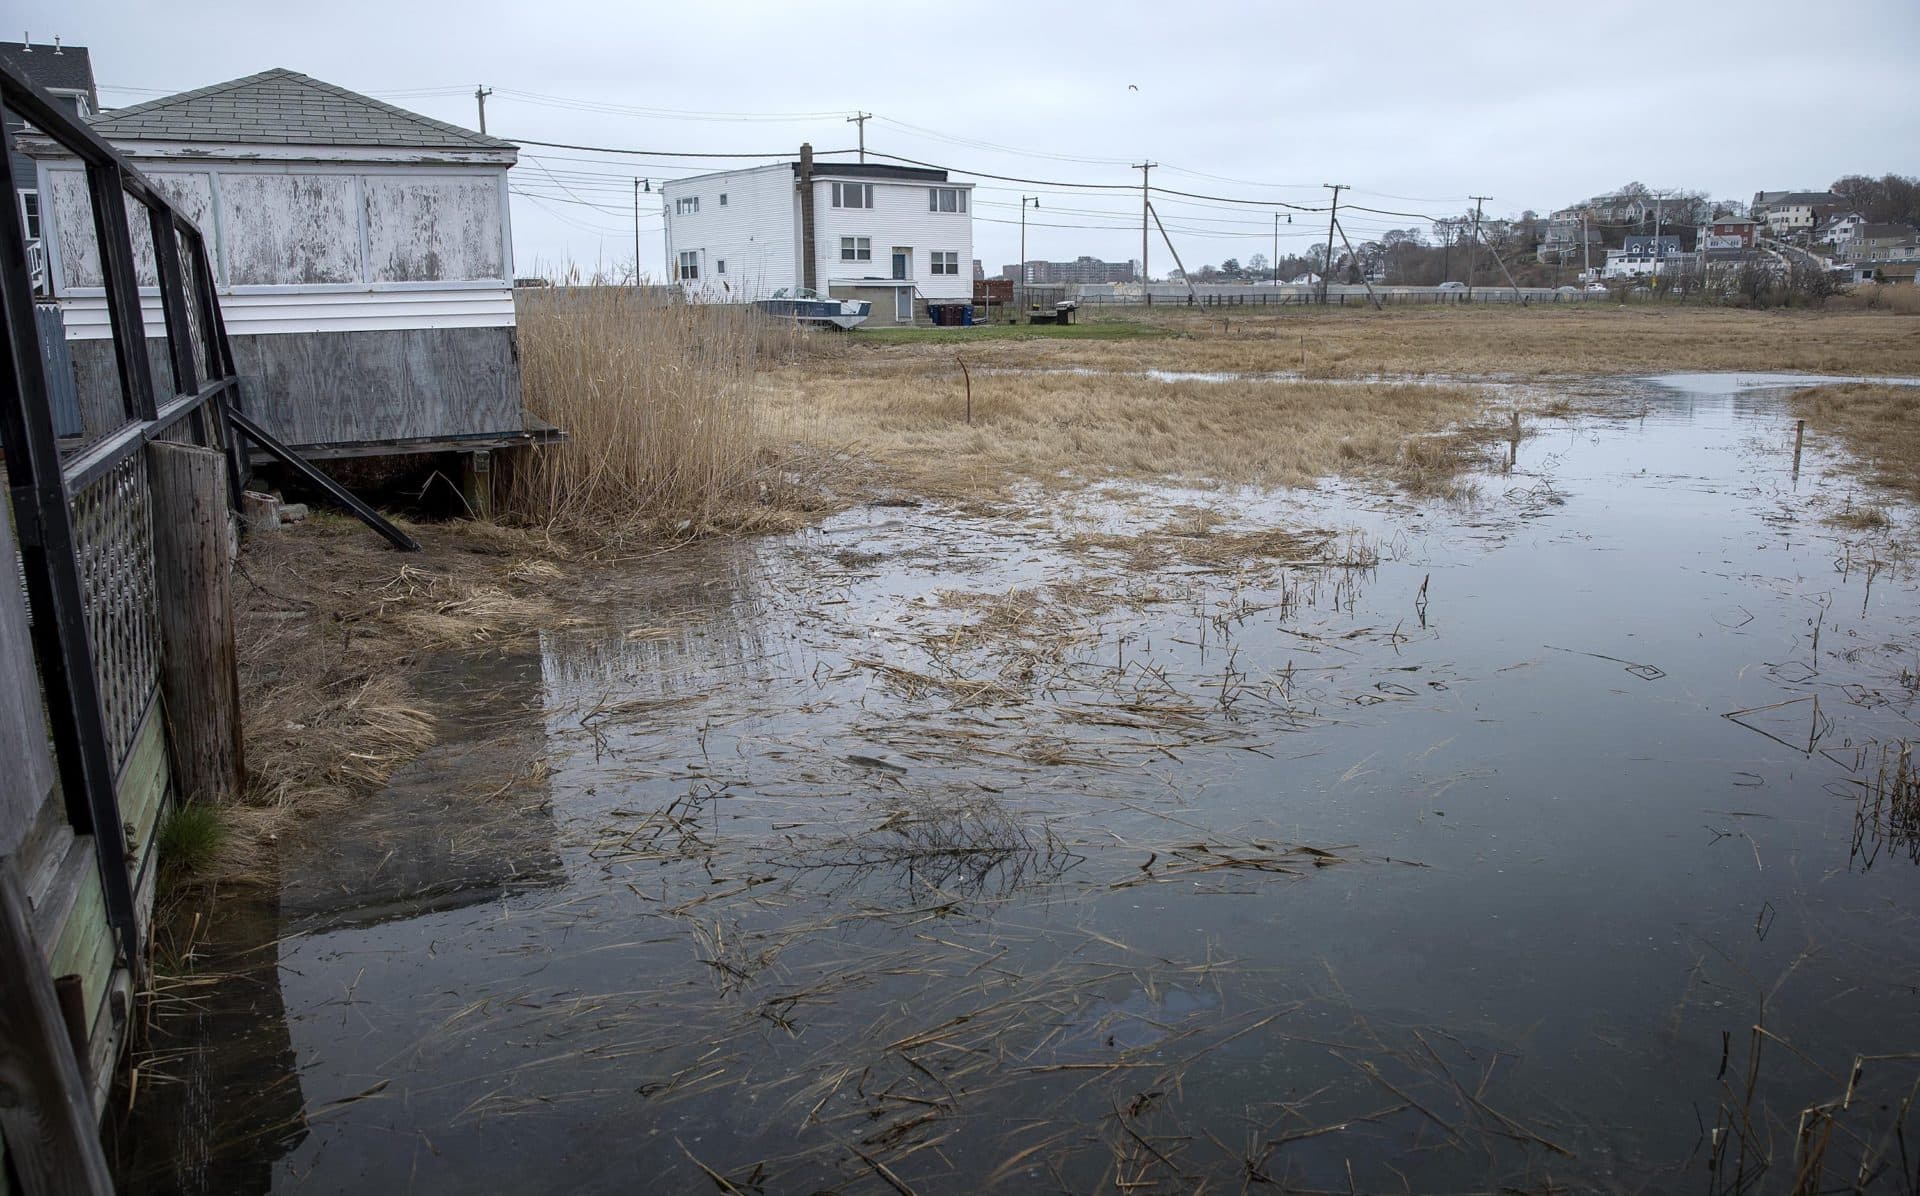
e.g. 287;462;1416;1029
851;321;1171;345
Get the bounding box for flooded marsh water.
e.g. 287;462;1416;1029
120;374;1920;1194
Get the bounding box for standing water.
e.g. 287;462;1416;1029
119;375;1920;1193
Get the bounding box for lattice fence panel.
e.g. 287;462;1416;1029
69;452;160;767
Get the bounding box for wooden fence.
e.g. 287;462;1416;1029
0;63;249;1193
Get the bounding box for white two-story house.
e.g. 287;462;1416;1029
662;146;973;326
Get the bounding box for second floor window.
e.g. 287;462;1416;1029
929;188;966;213
931;251;959;275
678;251;699;280
675;196;700;215
832;182;873;209
841;237;872;262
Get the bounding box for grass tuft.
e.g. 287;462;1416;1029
158;802;227;880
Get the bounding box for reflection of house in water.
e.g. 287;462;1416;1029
280;649;561;929
537;545;778;704
114;892;308;1196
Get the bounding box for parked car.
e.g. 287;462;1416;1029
1555;285;1579;296
1585;283;1610;295
1436;281;1467;292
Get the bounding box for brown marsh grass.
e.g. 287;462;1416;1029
843;305;1920;381
766;363;1508;501
504;286;829;541
1790;383;1920;500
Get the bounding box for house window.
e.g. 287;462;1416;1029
929;188;966;213
678;251;699;280
832;182;873;209
931;251;959;275
719;193;727;206
675;196;700;215
19;191;39;241
716;259;727;274
840;236;871;262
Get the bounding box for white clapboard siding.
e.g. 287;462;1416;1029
662;164;799;301
663;165;974;303
812;176;974;301
56;286;516;338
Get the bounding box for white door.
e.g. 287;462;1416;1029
894;288;912;323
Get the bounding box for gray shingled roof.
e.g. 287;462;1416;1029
85;68;513;150
0;43;99;106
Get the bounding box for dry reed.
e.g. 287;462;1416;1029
504;285;828;540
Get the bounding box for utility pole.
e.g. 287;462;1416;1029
1582;210;1591;279
1135;161;1155;283
1653;190;1665;279
1321;184;1346;304
847;112;871;162
1018;196;1039;320
633;178;647;286
1465;196;1490;300
1272;212;1280;285
474;85;492;134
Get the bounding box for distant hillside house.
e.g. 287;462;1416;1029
25;68;545;461
1620;234;1683;258
1820;213;1867;245
1752;191;1840;235
1602;238;1687;278
1539;208;1602;262
0;39;98;293
661;148;974;327
1699;217;1758;259
1589;192;1656;225
1839;224;1920;265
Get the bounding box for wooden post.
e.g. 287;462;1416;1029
1792;419;1805;481
146;441;243;804
461;450;494;519
0;864;116;1195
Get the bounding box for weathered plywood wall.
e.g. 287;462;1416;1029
364;177;504;283
228;325;522;446
220;175;362;286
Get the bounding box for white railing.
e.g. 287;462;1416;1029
26;238;47;295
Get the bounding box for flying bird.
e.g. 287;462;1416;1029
1128;84;1139;92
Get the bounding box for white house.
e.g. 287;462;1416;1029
1759;192;1839;237
662;148;973;326
1820;213;1866;246
28;68;538;460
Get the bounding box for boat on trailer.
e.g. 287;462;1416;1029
754;287;871;330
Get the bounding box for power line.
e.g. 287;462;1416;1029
507;137;856;159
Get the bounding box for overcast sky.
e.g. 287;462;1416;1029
17;0;1920;278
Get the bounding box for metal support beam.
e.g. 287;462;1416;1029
227;408;420;551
